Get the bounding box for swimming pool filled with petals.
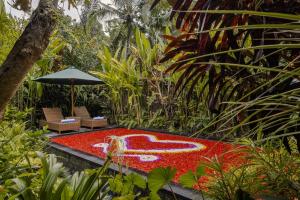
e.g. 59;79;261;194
51;128;243;182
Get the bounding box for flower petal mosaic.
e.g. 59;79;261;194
51;128;243;182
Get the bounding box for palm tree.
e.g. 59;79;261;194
86;0;169;55
87;0;144;56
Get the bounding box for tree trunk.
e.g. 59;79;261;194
0;0;57;114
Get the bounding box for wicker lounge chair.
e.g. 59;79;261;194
74;106;108;130
40;107;80;133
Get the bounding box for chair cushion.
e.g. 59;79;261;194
93;116;105;120
61;119;76;123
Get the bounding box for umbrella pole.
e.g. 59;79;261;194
71;85;74;116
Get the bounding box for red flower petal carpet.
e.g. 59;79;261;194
51;128;243;183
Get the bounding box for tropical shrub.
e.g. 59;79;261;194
93;29;211;133
108;166;177;200
3;153;112;200
0;121;46;184
2;152;178;200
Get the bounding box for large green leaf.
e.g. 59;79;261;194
124;173;146;190
179;170;197;188
147;167;176;192
179;165;205;188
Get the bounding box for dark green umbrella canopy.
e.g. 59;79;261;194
34;66;102;85
35;66;102;116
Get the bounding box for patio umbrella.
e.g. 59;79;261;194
35;66;102;115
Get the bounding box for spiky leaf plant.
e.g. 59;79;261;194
151;0;300;149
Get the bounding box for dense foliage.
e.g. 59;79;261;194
0;0;211;133
1;0;300;199
152;0;300;146
0;121;45;183
179;139;300;199
93;29;210;132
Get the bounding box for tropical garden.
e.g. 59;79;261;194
0;0;300;199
